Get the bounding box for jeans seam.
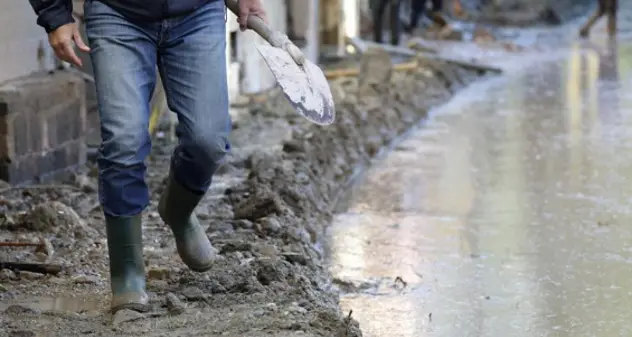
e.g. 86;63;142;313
157;58;182;172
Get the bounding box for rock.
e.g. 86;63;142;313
111;309;144;326
233;188;284;221
282;252;308;265
287;227;312;244
18;271;44;280
72;274;100;284
22;201;84;233
165;293;186;315
148;279;169;291
48;277;66;285
289;303;308;314
282;140;305;153
181;286;206;301
72;173;97;193
260;217;282;234
0;268;17;280
265;302;278;311
9;330;35;337
218;240;252;254
250;308;266;318
147;267;170;280
4;304;40;315
234;219;254;229
245;151;276;171
254;243;279;259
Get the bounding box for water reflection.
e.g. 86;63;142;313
329;38;632;336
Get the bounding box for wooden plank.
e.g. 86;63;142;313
325;60;419;79
347;37;503;73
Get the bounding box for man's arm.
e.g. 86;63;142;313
28;0;75;33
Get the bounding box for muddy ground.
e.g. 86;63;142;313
0;51;491;336
462;0;594;27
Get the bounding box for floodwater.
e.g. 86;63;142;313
328;11;632;337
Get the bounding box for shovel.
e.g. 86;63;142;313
224;0;335;125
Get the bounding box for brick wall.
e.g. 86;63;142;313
0;72;87;184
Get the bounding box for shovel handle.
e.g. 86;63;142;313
224;0;305;66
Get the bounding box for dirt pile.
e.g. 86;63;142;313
0;53;491;336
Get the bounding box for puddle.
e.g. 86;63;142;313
328;7;632;336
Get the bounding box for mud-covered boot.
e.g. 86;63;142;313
158;175;217;272
105;215;150;313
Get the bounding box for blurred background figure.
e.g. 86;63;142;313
373;0;403;45
579;0;617;38
404;0;445;33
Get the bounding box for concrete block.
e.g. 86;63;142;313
0;71;87;184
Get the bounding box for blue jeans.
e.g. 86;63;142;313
84;0;231;217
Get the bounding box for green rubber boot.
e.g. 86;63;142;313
105;215;150;313
158;175;217;272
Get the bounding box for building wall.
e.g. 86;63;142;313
235;0;288;94
0;2;56;84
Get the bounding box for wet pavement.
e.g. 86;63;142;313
328;4;632;337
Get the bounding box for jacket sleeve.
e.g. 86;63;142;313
29;0;75;33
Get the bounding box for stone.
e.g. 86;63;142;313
147;267;170;280
165;292;186;315
234;219;254;229
181;286;206;301
72;274;99;284
4;304;40;315
22;201;84;233
261;217;282;233
111;309;144;326
282;252;308;265
0;268;17;280
18;271;44;280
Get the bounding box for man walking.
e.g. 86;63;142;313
28;0;266;313
579;0;617;38
405;0;444;33
373;0;403;45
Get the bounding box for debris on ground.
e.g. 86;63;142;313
0;45;493;336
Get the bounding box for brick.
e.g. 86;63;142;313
1;140;86;184
44;100;82;148
12;112;29;157
29;109;44;153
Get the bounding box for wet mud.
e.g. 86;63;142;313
0;54;490;336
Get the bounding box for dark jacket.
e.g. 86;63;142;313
29;0;213;33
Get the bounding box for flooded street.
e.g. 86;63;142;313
328;10;632;337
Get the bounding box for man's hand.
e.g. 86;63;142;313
48;23;90;67
237;0;268;31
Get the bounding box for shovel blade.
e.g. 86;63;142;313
256;44;335;125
